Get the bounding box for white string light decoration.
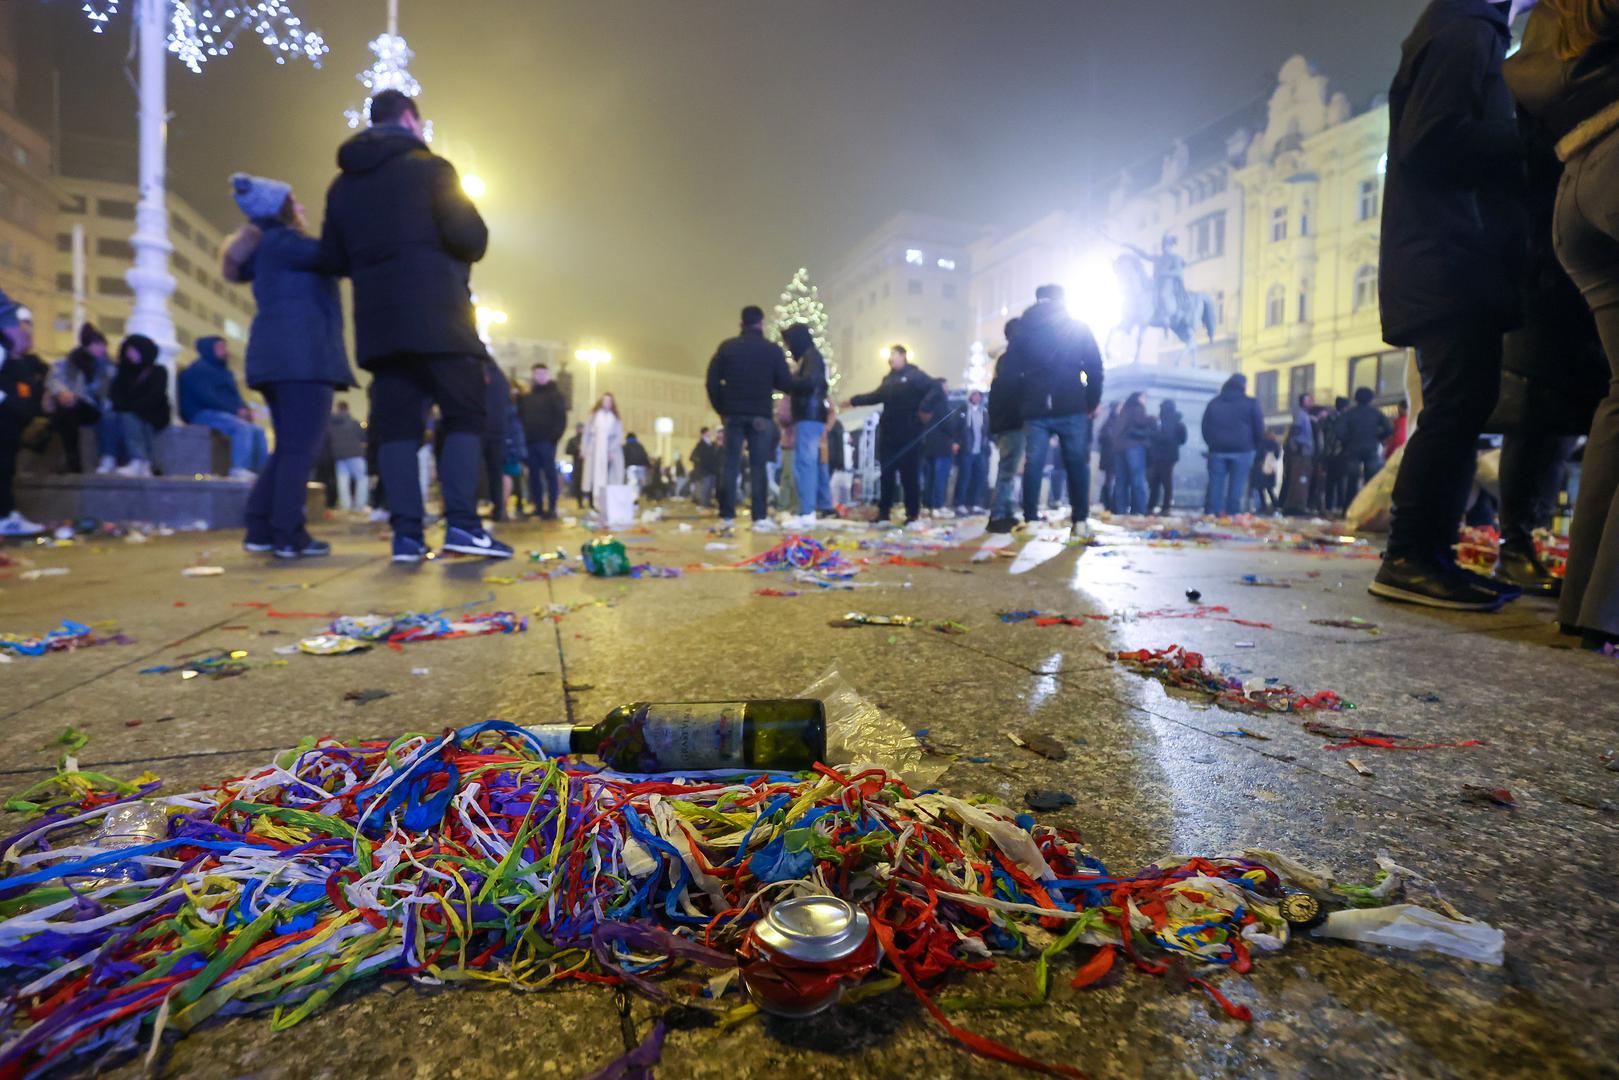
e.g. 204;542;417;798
343;32;423;129
79;1;327;72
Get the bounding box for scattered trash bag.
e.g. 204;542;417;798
802;666;945;789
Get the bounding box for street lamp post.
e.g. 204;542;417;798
125;0;178;378
575;348;612;408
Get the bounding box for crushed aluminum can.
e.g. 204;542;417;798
739;895;880;1017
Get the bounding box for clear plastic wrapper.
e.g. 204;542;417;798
802;667;946;789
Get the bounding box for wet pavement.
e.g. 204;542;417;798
1;507;1615;1080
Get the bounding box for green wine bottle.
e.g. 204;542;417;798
528;699;826;772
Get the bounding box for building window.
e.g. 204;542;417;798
1270;206;1288;243
98;199;137;221
56;233;72;253
937;257;956;271
173;292;193;313
1300;197;1312;237
904;248;924;266
1265;284;1285;328
103;316;125;335
1353;265;1378;312
1213;290;1226;329
941;282;956;299
1358;179;1380;222
173;252;193;275
1349;349;1408;403
1189;211;1226;260
907;279;923;295
96;238;132;259
1289;363;1316;407
55;272;73;291
172;217;193;241
1297;285;1310;323
1255;370;1279;414
97;275;133;297
61;195;87;214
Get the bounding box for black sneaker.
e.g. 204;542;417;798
1453;564;1523;602
274;539;332;560
1369;557;1511;611
1493;546;1561;598
987;517;1015;535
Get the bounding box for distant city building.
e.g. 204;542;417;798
821;212;984;387
1233;56;1400;423
54;171;255;358
966;211;1085;357
0;7;65;352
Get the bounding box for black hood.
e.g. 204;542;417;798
1218;374;1248;399
337;126;427;175
781;323;814;358
117;334;159;367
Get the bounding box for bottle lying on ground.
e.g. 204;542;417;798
527;699;827;772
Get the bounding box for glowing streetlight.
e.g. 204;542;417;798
461;173;487;200
575;347;612;405
475;304;508;344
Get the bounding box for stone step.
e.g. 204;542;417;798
14;473;253;530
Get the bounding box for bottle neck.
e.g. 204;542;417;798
528;724;582;758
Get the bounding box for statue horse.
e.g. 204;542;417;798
1106;252;1217;365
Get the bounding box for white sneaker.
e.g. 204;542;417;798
368;508;389;523
934;508;955;519
905;519;928;533
717;518;736;531
1071;519;1092;541
95;456;116;475
0;511;45;537
114;462;142;478
751;519;780;534
229;468;257;482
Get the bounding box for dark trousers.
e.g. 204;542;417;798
1499;432;1573;553
925;453;953;509
720;415;774;521
1341;445;1383;506
50;401;102;473
1252;471;1277;512
1022;413;1092;523
878;446;923;522
369;355;487;537
1322;456;1347;512
1281;448;1312;513
0;423;19;517
1147;460;1175;513
482;437;507;522
245;381;333;549
528;440;559;515
1387;321;1503;561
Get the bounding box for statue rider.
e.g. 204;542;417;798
1123;233;1188;329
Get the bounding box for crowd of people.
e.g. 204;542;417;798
1;0;1616;650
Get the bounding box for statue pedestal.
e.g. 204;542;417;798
1102;363;1232;512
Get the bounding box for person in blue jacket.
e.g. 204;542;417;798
222;173;355;557
177;333;267;480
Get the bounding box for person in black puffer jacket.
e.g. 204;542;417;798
1110;392;1156;515
1200;374;1265;515
1375;0;1530;610
706;305;793;529
518;364;569;519
987;317;1025;532
998;285;1104;536
318;90;506;562
1146;398;1187;514
920;378;960;513
844;344;938;526
1336;387;1394;505
782;322;832;521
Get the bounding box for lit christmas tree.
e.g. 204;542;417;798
773;267;839;390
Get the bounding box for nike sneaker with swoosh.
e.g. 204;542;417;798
442;526;514;559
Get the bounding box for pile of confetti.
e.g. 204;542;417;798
0;620;130;658
0;720;1446;1078
1109;645;1347;714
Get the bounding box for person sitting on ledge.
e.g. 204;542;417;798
177;335;267;481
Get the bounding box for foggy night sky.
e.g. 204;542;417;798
18;0;1426;374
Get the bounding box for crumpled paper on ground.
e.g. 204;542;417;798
1313;904;1504;965
802;667;947;789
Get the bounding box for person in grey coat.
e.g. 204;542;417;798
223;173;355;558
327;400;368;511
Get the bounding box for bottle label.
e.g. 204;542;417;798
529;724;575;758
641;704;745;770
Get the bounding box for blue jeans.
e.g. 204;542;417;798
1117;445;1148;514
1022;414;1092;523
118;413;157;463
335;456;368;511
792;420;826;516
191;409;268;473
953;451;987;510
1206;450;1255;515
245;381;333;548
991;430;1026;520
527;439;559;515
926;454;953;509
